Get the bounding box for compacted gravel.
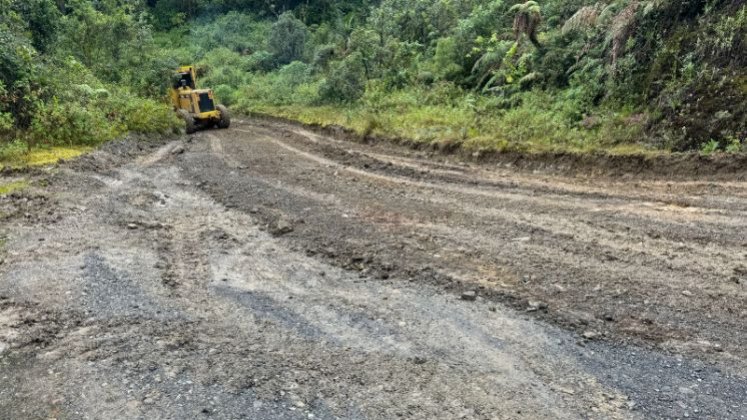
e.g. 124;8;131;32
0;119;745;419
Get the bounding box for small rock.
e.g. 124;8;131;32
582;331;600;340
682;290;694;297
553;283;567;292
127;223;138;230
526;301;548;312
270;217;294;236
461;291;477;301
412;356;427;365
678;386;695;396
171;145;185;155
556;386;576;395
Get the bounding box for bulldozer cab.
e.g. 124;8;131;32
173;66;196;90
170;66;198;111
169;66;216;116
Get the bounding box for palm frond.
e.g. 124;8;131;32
562;3;604;34
607;1;640;65
510;1;542;47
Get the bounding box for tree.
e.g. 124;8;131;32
319;52;366;103
510;1;542;48
268;12;309;66
0;81;15;138
22;0;62;53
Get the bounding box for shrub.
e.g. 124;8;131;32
119;97;180;134
238;62;318;108
319;53;367;103
28;99;118;146
277;61;313;85
267;12;309;67
293;81;322;106
0;81;13;140
214;84;237;106
0;140;28;163
313;44;336;70
246;51;275;72
700;139;720;156
725;137;743;154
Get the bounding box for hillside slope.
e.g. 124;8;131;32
155;0;746;153
1;0;745;161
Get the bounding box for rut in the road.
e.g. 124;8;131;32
196;121;747;369
0;127;745;419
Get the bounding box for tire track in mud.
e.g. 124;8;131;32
244;127;747;228
257;126;747;266
281;124;747;210
181;124;747;418
0;141;624;418
0;128;745;418
3;141;639;419
214;121;747;367
245;125;746;278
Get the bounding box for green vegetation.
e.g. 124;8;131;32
154;0;746;154
0;146;92;169
0;179;28;196
1;0;745;160
0;0;181;165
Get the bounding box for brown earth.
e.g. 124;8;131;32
0;119;745;419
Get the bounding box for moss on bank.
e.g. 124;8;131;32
0;146;92;170
0;180;29;196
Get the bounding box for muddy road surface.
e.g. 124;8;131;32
0;119;745;419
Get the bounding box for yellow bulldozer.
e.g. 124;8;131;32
170;65;230;134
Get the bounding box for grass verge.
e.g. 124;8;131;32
249;99;660;157
0;180;29;196
0;146;92;170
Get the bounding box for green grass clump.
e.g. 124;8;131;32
247;86;654;156
0;146;92;170
0;180;29;196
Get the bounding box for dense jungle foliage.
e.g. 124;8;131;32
1;0;745;161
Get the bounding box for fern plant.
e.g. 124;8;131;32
509;1;542;48
700;139;720;155
562;3;604;35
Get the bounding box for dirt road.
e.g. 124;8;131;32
0;119;745;419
